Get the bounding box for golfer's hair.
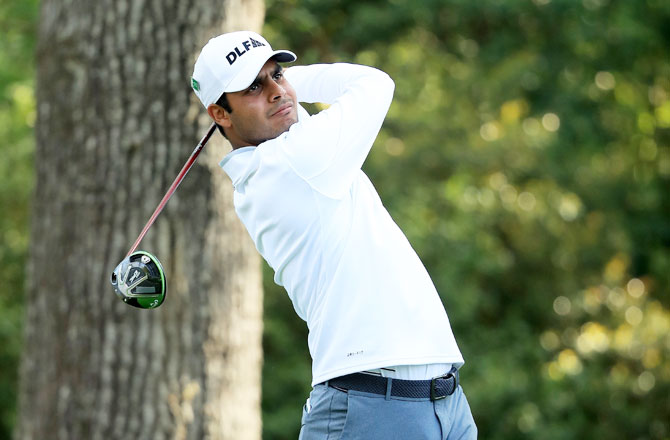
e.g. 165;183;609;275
215;93;232;139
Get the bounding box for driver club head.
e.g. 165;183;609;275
110;251;166;309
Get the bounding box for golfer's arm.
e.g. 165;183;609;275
285;63;394;110
281;64;394;197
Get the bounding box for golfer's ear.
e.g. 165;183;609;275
207;104;232;129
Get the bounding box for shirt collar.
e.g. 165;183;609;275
218;104;310;188
219;146;257;189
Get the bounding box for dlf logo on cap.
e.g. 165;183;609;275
226;37;267;65
191;31;297;108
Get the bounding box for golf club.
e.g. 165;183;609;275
110;123;217;308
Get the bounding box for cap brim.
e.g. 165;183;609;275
225;49;297;93
272;50;297;63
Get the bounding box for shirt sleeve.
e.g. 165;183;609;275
280;63;395;199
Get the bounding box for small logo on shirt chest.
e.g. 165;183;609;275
347;350;364;358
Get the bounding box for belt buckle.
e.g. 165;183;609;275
430;370;455;401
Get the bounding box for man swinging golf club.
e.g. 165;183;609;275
192;31;477;439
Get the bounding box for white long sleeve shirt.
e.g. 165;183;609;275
220;63;463;385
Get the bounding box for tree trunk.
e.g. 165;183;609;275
17;1;264;439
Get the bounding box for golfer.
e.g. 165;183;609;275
192;31;477;439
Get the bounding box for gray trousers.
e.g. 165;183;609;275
298;382;477;439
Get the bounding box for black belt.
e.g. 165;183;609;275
327;367;459;401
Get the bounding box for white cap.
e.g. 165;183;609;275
191;31;297;108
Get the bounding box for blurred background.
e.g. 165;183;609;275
1;0;669;439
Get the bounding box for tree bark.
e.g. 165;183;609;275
17;1;265;439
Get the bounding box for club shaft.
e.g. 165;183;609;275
126;123;217;257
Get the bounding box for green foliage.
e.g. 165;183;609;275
263;0;670;439
261;263;312;437
0;0;38;437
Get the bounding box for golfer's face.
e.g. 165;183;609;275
225;60;298;146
